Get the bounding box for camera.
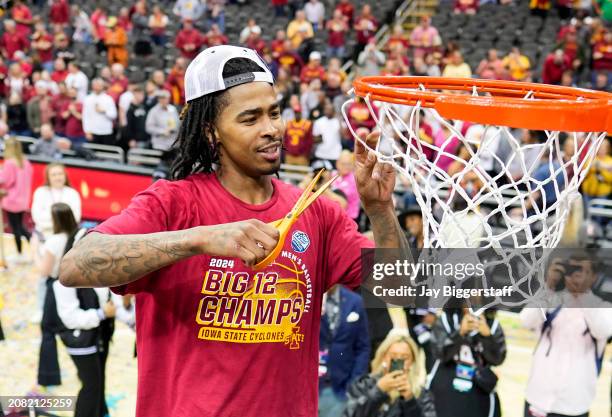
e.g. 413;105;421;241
390;358;405;372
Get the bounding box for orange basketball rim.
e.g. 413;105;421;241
352;76;612;135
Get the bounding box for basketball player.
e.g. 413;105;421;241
59;46;405;417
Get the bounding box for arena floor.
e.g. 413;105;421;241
0;238;609;417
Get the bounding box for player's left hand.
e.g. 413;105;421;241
354;130;395;213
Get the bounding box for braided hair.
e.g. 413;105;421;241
170;57;269;180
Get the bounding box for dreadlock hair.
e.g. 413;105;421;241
170;57;269;180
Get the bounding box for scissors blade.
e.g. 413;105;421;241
296;174;339;217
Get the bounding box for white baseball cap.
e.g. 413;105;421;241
184;45;274;102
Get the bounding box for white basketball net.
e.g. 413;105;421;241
342;85;607;312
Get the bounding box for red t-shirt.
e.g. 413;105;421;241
94;174;372;417
50;0;70;25
593;41;612;71
62;101;85;138
1;32;29;60
175;29;206;59
284;119;313;156
327;20;346;47
300;64;325;84
51;69;69;84
34;33;54;63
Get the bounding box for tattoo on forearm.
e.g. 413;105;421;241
61;231;198;288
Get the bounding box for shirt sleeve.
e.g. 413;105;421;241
91;179;177;294
320;196;374;291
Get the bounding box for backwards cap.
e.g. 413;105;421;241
184;45;274;102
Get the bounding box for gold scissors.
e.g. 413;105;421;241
253;169;338;270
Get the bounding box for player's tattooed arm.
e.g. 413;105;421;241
59;231;200;288
59;220;279;288
367;205;411;251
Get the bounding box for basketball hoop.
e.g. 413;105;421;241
343;76;612;312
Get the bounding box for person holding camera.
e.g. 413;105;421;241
520;253;612;417
428;306;506;417
343;333;435;417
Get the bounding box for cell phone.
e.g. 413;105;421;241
390;358;404;372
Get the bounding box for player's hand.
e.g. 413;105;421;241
354;130;396;214
192;220;280;267
377;370;404;394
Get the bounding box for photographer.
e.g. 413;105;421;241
520;253;612;417
428;306;506;417
343;333;435;417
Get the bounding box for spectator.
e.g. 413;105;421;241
165;58;188;106
0;137;33;259
83;78;117;145
145;90;179;151
502;47;531;81
520;254;612;417
7;92;30;136
107;63;129;103
343;333;430;417
125;86;150;149
560;69;576;87
11;0;33;38
270;29;288;59
304;0;325;31
542;49;571;85
476;49;507;80
333;151;360;221
277;40;305;79
118;82;137;130
325;72;343;100
175;19;206;60
300;51;326;84
246;27;267;55
581;137;612;205
357;39;386;76
524;145;570;212
592;30;612;83
65;62;89;102
104;17;129;67
91;6;109;53
61;88;86;145
300;78;324;118
1;20;30;61
283;106;313;166
410;16;441;59
51;82;71;135
326;10;349;59
27;81;54;136
386;25;410;53
554;28;586;76
454;0;478;14
72;5;94;44
593;71;610;90
32;123;62;159
442;51;472;78
387;44;411;75
272;0;288;17
319;284;370;417
131;2;153;57
119;7;134;33
239;18;261;45
336;0;355;25
49;205;122;417
287;10;315;50
148;6;169;47
354;5;378;59
32;23;54;73
429;307;506;417
206;24;229;47
313;101;343;165
207;0;226;33
345;96;378;135
32;163;81;242
49;0;70;29
51;57;68;84
173;0;206;21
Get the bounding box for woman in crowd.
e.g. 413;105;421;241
31;163;81;240
0;137;33;260
31;163;81;321
428;305;506;417
344;332;434;417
